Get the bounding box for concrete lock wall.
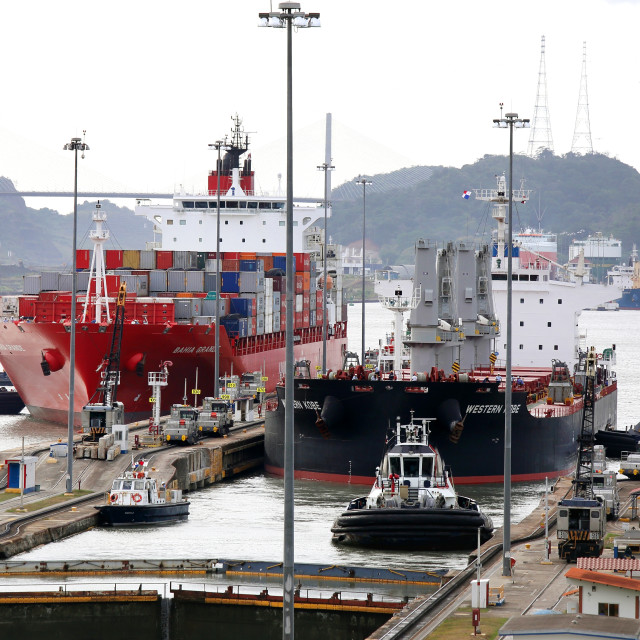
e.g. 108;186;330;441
0;598;390;640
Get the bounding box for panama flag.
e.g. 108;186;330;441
462;190;471;199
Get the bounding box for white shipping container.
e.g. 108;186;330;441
295;294;303;312
186;270;205;292
168;270;187;292
23;275;42;295
205;259;221;272
264;277;273;296
256;314;265;336
265;312;273;334
41;271;60;291
149;270;168;292
140;251;156;269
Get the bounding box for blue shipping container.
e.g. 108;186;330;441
230;298;253;316
221;271;240;293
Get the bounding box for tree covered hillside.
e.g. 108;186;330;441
330;152;640;264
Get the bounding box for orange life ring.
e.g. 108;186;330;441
110;493;118;503
132;493;142;503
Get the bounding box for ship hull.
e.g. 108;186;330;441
95;501;190;526
264;378;618;485
0;321;346;425
616;288;640;310
331;507;493;550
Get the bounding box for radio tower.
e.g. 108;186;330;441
527;35;554;157
571;42;594;155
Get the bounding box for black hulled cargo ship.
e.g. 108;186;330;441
265;178;619;485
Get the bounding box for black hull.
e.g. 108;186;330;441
0;389;25;415
331;508;494;550
95;502;190;526
264;378;618;485
594;430;640;458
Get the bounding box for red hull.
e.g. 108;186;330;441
0;321;347;425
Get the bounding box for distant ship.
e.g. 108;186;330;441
0;116;347;424
265;175;620;485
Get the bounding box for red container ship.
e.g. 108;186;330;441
0;117;347;424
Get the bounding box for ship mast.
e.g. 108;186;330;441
81;202;112;323
472;175;530;273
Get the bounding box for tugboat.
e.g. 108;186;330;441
95;460;189;526
331;413;494;550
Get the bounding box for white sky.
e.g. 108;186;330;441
2;0;639;213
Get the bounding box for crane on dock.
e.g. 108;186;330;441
556;347;606;562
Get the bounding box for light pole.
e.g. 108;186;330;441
208;139;228;398
317;161;334;374
356;178;372;365
258;5;320;639
63;133;89;495
493;108;529;577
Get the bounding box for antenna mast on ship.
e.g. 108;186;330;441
81;202;112;323
472;175;531;273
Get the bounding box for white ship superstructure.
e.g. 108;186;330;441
473;175;620;369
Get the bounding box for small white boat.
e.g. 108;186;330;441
95;460;189;526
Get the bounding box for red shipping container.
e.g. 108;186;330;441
316;309;324;326
156;251;173;269
294;311;303;329
294;252;310;272
222;259;240;271
249;317;256;336
316;290;323;306
295;275;303;294
76;249;90;269
302;310;310;327
239;252;257;260
105;250;124;270
280;317;286;332
303;293;310;310
206;252;218;259
223;252;241;260
302;272;310;291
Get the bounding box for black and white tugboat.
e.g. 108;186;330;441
331;413;494;550
96;460;189;526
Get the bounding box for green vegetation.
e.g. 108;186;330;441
6;489;92;512
331;151;640;266
423;608;508;639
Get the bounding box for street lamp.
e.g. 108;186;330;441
356;178;372;365
259;4;320;639
493;107;529;578
63;133;89;495
208;139;228;398
317;161;334;374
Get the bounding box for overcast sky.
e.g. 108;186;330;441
2;0;639;213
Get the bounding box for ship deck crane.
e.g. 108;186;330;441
556;346;606;562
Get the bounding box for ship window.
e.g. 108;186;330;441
422;458;433;476
389;457;401;476
303;216;311;225
182;201;195;208
167;220;174;225
554;345;558;350
259;202;272;209
179;220;186;225
519;321;524;326
199;220;203;225
273;202;285;210
134;480;145;490
403;457;419;477
122;480;133;490
519;344;523;349
173;237;177;242
558;298;563;304
539;298;544;304
263;221;267;225
238;202;247;209
199;238;202;242
225;220;229;225
539;345;543;350
195;202;208;209
247;202;258;209
547;322;551;327
239;220;243;225
111;480;122;490
279;221;286;227
242;238;246;242
263;239;266;243
520;298;524;303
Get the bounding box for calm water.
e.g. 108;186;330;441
7;308;639;573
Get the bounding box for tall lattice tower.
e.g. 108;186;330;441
571;42;594;155
527;35;554;157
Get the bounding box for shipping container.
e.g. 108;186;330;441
156;251;173;270
191;299;202;317
295;275;304;294
230;298;254;317
185;270;205;292
139;251;156;269
168;270;187;292
295;294;303;313
221;272;240;293
174;300;192;320
205;259;221;272
123;250;141;269
18;296;38;318
204;272;218;292
294;252;310;272
192;316;214;325
239;271;265;294
23;275;42;295
222;259;240;271
76;249;90;270
41;272;60;291
256;314;265;336
239;259;257;272
105;250;124;270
